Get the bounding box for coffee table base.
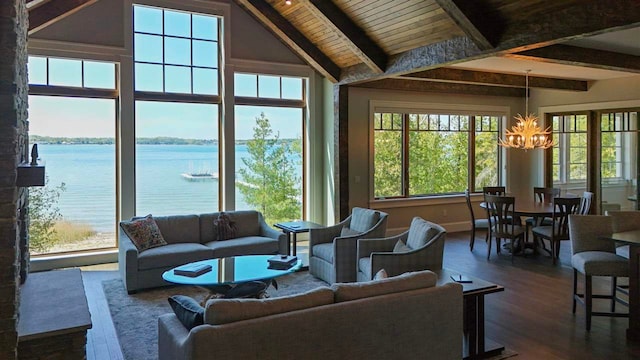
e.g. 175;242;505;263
198;279;278;305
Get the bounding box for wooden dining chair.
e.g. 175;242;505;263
532;197;581;264
482;186;506;195
465;189;489;251
534;187;561;203
484;194;525;262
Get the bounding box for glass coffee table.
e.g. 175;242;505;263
163;255;302;302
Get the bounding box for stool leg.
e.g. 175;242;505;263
611;276;617;313
572;269;577;314
585;275;592;331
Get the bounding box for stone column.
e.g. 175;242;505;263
0;0;28;358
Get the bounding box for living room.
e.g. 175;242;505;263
1;0;640;359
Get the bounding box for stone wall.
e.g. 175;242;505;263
0;0;28;358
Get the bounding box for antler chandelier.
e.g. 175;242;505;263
499;70;555;150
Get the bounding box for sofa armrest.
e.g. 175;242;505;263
258;215;288;254
332;236;360;282
118;226;139;293
357;231;408;259
158;314;191;360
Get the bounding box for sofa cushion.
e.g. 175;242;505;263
312;243;334;263
168;295;204;330
227;211;261;238
120;214;167;251
205;236;279;258
204;287;334;325
214;212;237;240
332;270;437;303
199;212;220;243
350;208;380;233
138;243;213;270
153;214;201;244
406;217;440;250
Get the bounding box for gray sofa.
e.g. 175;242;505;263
119;210;287;293
158;270;463;360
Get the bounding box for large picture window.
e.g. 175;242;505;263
551;113;588;184
27;56;118;255
133;5;222;215
373;108;502;198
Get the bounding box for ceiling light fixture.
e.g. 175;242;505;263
499;70;555;150
285;0;292;5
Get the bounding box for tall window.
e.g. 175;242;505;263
133;5;221;215
234;73;305;224
27;56;118;255
373;110;502;198
551;113;588;184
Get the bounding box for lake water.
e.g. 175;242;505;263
37;143;258;233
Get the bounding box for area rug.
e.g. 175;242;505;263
103;271;327;360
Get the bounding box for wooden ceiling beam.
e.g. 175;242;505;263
434;0;499;50
353;78;526;98
403;68;588;91
339;0;639;84
301;0;387;73
233;0;341;82
505;44;640;74
28;0;97;34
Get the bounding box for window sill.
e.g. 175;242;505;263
371;194;468;209
30;249;118;272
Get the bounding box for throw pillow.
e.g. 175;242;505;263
214;212;237;240
350;207;380;233
120;214;167;251
406;217;440;250
373;268;388;280
168;295;204;330
393;239;411;253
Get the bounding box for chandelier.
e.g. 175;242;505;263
499;70;555;150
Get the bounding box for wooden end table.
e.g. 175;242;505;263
436;268;505;359
274;220;323;256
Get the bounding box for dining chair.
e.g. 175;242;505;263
606;210;640;259
531;197;581;264
578;191;594;215
525;187;562;244
482;186;506;195
465;189;489;251
484;194;525;262
568;215;628;331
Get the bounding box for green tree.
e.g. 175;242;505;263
238;112;301;225
28;177;66;253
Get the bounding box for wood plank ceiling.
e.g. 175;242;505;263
27;0;640;95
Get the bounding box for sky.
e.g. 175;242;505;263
27;6;304;141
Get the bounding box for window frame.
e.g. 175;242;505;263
369;101;506;201
551;112;590;185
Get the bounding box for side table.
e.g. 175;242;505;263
274;220;323;256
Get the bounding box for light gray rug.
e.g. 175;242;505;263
103;271;327;360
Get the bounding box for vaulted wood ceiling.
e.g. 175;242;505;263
27;0;640;96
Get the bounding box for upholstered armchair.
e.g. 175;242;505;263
309;207;388;284
356;217;446;282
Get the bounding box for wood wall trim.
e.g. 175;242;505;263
334;84;349;221
353;78;527;97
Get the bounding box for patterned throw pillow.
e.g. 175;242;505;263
214;212;237;240
120;214;167;251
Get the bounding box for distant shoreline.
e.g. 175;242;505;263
30;136;296;145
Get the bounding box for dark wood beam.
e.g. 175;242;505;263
434;0;500;50
505;44;640;74
339;0;640;84
353;78;526;98
334;84;349;221
28;0;97;34
233;0;341;82
302;0;387;73
403;68;588;91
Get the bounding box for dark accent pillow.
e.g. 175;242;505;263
168;295;204;330
214;212;237;240
120;214;167;251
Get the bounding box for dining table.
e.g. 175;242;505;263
606;229;640;341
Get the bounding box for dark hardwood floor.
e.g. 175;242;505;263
78;232;640;359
